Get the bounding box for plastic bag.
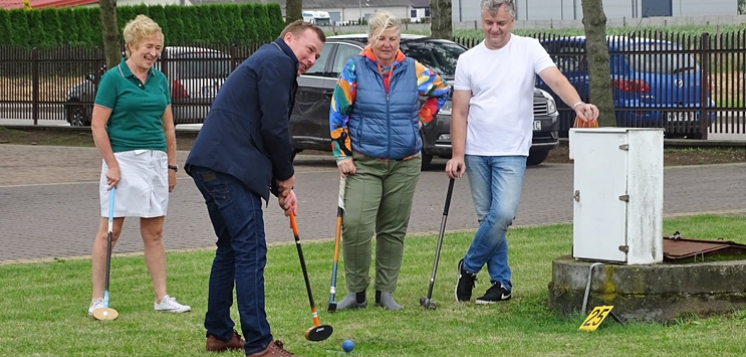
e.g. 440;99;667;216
574;116;599;128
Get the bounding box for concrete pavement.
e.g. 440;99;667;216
0;144;744;263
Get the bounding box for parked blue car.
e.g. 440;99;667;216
537;36;716;138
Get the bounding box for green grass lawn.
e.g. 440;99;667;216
1;215;745;357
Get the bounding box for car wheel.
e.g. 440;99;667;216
527;149;550;166
66;102;90;127
421;153;433;170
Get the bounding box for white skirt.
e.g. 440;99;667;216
100;150;169;218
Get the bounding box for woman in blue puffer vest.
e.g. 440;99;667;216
329;11;451;310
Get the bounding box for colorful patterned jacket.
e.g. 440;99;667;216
329;47;451;161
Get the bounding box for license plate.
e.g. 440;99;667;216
533;120;541;130
666;111;698;121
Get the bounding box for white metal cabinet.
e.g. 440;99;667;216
568;128;664;265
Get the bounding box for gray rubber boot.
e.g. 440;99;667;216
375;290;402;310
336;291;367;310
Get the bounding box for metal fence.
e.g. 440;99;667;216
1;30;744;138
0;43;259;126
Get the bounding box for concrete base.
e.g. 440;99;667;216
548;255;746;323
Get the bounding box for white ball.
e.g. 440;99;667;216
103;311;108;316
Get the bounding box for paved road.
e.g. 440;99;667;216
1;145;744;263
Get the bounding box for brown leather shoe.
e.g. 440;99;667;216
246;340;304;357
206;330;245;352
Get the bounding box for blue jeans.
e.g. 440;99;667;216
462;155;527;291
189;165;272;356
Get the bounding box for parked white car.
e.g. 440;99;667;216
65;46;231;126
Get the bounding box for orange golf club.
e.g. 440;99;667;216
328;176;345;312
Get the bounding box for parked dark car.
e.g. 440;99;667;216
538;36;716;138
290;34;560;168
64;46;231;126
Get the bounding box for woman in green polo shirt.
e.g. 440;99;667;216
87;15;190;316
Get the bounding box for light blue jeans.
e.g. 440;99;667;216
462;155;527;291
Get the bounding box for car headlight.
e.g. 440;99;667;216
546;97;557;115
539;89;557;115
438;100;452;115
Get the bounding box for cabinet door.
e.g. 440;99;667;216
572;132;629;262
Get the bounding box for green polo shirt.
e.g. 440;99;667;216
94;59;170;153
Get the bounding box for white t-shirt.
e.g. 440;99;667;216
453;34;556;156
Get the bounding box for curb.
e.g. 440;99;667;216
4;125;743;147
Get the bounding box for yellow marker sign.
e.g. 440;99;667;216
579;305;614;331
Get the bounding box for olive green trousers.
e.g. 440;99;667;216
342;152;421;293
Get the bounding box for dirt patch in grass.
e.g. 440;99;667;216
1;127;743;166
0;127;199;151
0;76;83;102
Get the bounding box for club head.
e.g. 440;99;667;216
419;296;437;310
305;324;333;342
92;307;119;321
327;302;337;313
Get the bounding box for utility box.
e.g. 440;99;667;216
568;128;664;265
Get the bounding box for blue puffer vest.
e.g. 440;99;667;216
348;55;420;160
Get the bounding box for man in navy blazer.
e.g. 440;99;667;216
185;20;325;357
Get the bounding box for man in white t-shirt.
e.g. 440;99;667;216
446;0;599;305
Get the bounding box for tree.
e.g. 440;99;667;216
0;10;11;45
430;0;452;40
26;9;44;47
8;9;30;47
581;0;615;127
22;0;31;10
40;8;63;47
99;0;121;68
267;2;285;37
285;0;302;24
58;7;79;45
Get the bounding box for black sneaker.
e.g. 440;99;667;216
455;259;477;302
475;282;511;305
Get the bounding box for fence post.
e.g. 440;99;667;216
32;47;39;126
700;33;710;140
230;44;238;71
161;46;169;84
94;47;103;85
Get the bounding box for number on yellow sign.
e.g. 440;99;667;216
578;305;614;331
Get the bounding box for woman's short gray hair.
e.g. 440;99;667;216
122;15;164;57
480;0;516;18
367;11;401;45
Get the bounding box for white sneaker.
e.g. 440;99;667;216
88;298;104;316
154;295;191;313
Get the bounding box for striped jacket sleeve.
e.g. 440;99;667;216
414;61;451;126
329;58;357;162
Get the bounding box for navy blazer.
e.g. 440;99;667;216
186;39;298;202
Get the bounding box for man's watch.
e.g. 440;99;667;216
572;101;586;110
168;165;178;172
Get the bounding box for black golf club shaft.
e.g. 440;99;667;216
328;206;343;308
105;230;112;292
290;213;321;326
425;178;455;300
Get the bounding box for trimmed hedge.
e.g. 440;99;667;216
0;3;282;48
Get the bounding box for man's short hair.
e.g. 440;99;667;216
480;0;517;18
279;19;327;43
